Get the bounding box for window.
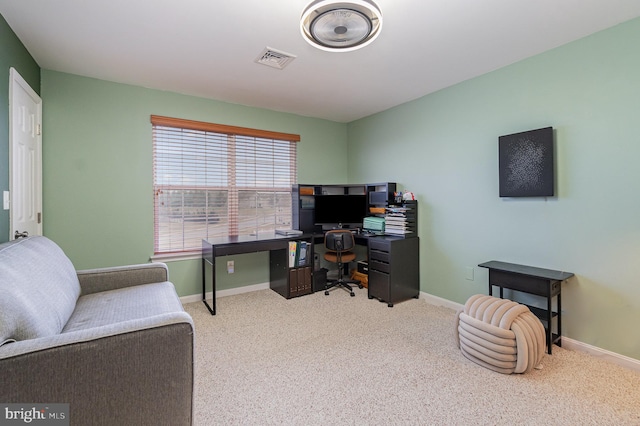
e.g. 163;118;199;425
151;115;299;254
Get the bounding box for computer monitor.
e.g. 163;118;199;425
313;195;367;228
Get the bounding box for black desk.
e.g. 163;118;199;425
202;233;313;315
202;232;421;314
478;261;574;354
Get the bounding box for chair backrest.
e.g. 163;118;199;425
324;230;356;253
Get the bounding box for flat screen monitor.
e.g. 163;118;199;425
314;195;367;228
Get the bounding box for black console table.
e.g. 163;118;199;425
478;261;574;354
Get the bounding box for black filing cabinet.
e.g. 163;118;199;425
368;237;420;307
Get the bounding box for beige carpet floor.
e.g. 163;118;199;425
184;288;640;425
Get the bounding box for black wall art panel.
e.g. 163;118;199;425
499;127;554;197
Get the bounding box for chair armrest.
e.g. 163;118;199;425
0;311;192;359
0;312;194;426
77;262;169;295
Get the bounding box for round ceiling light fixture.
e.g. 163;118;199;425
300;0;383;52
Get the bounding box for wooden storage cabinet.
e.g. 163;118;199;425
269;238;313;299
367;237;420;307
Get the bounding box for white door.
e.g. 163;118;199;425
9;67;42;240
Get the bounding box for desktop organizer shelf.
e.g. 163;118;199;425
384;200;417;237
292;182;397;233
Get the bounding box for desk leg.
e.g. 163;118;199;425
488;285;504;299
556;291;562;348
202;257;216;315
547;290;553;354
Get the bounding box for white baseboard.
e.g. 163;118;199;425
419;291;640;372
560;337;640;372
420;291;464;311
180;282;270;305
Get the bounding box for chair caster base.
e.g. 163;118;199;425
324;291;330;296
350;292;355;297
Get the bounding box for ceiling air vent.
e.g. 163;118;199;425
255;47;297;70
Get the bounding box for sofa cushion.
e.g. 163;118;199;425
62;281;184;333
0;236;81;345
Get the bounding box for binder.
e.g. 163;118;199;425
298;241;308;266
363;216;385;234
288;240;309;267
288;241;297;267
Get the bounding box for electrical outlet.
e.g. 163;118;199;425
465;266;474;281
227;260;235;274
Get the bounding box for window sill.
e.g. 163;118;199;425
150;252;201;263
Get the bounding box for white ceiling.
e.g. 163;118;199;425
2;0;640;123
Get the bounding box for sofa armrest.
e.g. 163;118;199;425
77;262;169;295
0;312;194;426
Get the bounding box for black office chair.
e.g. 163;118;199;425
323;230;362;297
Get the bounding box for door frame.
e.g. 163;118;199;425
9;67;43;240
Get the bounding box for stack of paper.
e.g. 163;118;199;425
384;206;414;236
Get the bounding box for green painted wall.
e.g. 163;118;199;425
0;14;40;242
40;71;348;297
348;18;640;360
14;12;640;361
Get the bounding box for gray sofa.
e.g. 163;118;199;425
0;236;194;426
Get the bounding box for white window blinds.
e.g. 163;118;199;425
151;115;299;254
